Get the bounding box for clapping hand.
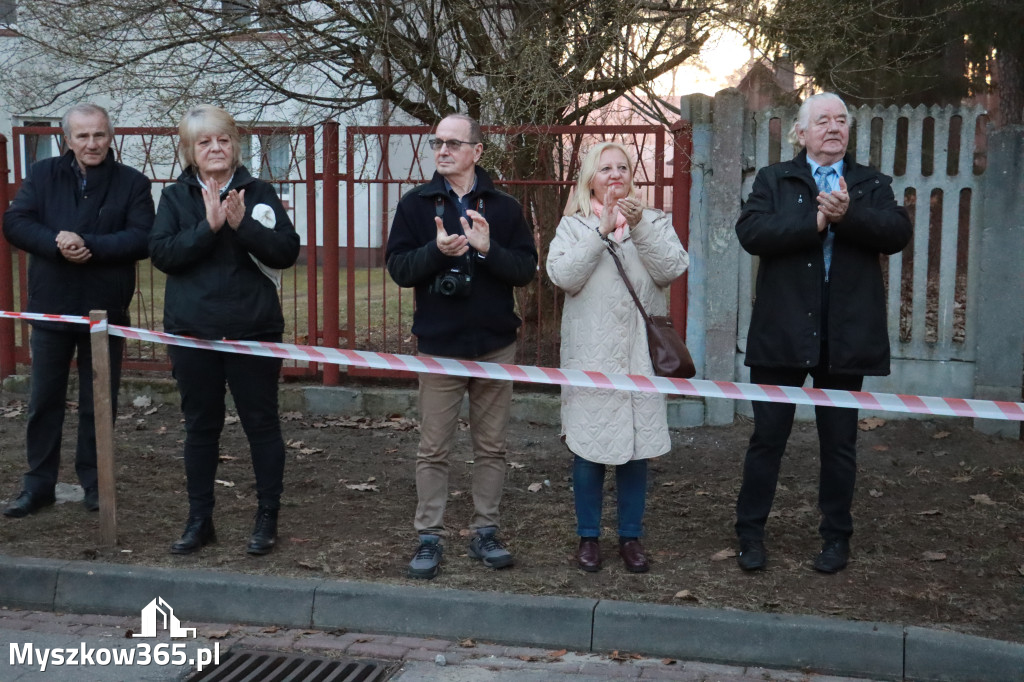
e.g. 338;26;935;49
203;179;247;232
202;179;227;232
224;189;247;230
435;217;469;257
617;196;644;228
816;176;849;231
598;188;619;237
461;209;490;256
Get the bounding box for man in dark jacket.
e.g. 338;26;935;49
2;103;154;518
386;114;537;579
733;93;912;574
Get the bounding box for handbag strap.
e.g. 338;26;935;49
604;243;654;326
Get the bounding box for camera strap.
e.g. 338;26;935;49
434;196;485;224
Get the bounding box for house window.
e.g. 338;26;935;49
221;0;253;28
222;0;289;32
21;120;60;172
258;133;292;201
0;0;16;27
258;0;289;30
238;130;291;201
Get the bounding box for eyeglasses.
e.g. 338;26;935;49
427;138;478;151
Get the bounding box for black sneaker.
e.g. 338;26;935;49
737;538;766;571
408;534;443;579
467;526;514;569
813;537;850;574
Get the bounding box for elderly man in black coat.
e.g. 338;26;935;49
733;93;912;574
2;103;153;518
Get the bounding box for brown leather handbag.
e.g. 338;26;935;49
606;244;696;379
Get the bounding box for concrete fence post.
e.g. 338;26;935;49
701;88;745;426
973;125;1024;438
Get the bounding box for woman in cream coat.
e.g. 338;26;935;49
546;142;689;573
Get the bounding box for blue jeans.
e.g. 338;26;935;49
572;455;647;538
24;325;124;494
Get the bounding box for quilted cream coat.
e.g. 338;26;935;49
546;210;689;464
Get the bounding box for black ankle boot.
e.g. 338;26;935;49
170;516;216;555
247;507;278;555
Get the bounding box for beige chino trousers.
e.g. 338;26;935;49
414;342;517;535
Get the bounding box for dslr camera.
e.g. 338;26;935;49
430;257;473;298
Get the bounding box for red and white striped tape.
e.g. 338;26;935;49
3;310;1022;421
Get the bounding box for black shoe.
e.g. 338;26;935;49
813;537;850;574
170;516;216;555
737;538;767;571
3;490;56;518
83;488;99;512
246;507;278;556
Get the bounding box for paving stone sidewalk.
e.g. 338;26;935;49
0;607;885;681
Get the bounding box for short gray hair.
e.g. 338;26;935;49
61;103;114;137
440;113;482;144
787;92;849;146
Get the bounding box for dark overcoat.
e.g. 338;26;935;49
3;149;153;330
737;150;912;375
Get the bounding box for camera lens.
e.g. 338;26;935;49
438;276;457;295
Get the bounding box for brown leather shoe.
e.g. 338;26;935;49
577;538;601;572
619;540;650;573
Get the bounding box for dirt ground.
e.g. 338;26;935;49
0;391;1021;645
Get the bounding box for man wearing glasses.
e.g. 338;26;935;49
386;114;537;579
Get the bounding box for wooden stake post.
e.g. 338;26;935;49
89;310;117;546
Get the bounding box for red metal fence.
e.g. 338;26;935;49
0;122;692;383
336;123;693;382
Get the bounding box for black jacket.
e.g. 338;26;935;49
149;166;300;340
385;167;537;358
737;150;912;375
2;149;154;331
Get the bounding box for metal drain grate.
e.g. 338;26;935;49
187;649;395;682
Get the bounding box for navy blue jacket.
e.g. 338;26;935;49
149;166;299;340
2;149;153;331
737;150;912;375
385;167;537;358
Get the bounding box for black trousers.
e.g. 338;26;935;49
169;344;285;517
24;326;124;495
735;364;864;542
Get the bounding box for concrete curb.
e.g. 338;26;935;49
905;626;1024;682
1;555;1022;681
594;600;905;680
313;581;595;650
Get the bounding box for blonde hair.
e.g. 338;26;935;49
177;105;242;171
563;141;638;217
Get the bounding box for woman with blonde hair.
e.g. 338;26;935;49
546;141;689;573
150;105;300;556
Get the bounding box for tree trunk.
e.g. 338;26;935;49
995;47;1024;125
